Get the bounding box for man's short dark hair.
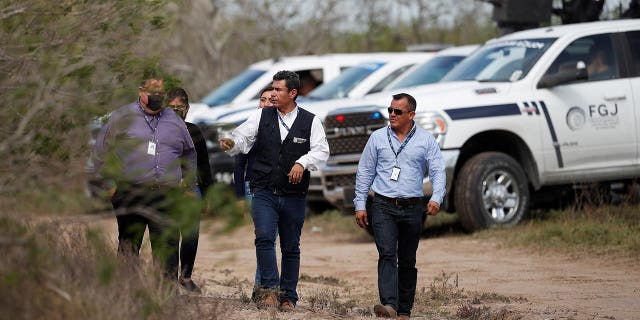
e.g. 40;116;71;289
260;85;274;96
392;93;417;111
168;88;189;105
273;70;301;100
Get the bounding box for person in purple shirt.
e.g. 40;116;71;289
91;75;197;280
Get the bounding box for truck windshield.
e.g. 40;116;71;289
308;62;385;100
387;55;466;90
442;38;556;82
201;68;266;106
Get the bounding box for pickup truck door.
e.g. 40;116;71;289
536;33;636;178
624;31;640;166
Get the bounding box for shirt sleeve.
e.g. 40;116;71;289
189;123;213;193
354;134;378;211
181;125;198;188
295;116;330;171
227;109;261;156
89;114;117;190
426;136;446;205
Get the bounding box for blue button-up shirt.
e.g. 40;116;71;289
91;101;197;188
354;123;446;211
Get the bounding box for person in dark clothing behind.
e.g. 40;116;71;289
167;88;213;293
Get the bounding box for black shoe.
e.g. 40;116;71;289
179;279;202;293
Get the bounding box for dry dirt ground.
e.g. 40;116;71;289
102;217;640;320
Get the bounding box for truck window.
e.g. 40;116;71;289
201;69;266;106
543;34;618;83
386;55;466;90
308;62;385;100
624;31;640;77
367;64;414;94
442;38;555;83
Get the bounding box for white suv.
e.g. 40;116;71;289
186;53;421;123
321;20;640;231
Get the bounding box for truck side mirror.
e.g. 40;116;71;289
537;61;588;88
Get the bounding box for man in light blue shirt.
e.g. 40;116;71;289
354;93;445;319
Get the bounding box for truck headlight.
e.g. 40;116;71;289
415;112;447;146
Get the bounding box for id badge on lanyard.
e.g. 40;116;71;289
387;125;416;182
147;141;156;155
390;166;401;181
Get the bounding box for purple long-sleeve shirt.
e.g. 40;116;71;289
91;101;197;188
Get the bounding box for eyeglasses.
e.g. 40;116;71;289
169;104;188;111
387;107;409;115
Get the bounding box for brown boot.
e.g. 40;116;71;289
373;304;397;318
256;290;278;309
279;300;295;312
397;315;410;320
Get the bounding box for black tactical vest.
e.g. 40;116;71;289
250;107;314;195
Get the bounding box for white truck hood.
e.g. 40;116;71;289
209;81;514;126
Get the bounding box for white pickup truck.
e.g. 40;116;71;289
321;20;640;231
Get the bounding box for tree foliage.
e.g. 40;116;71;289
0;0;496;213
0;0;173;209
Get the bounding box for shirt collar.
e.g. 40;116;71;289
277;104;299;118
388;121;416;139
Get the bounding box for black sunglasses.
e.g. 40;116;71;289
387;107;409;115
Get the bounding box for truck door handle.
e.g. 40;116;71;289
604;95;626;101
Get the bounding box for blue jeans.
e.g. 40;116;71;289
251;188;306;303
371;196;424;316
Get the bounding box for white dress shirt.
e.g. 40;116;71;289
226;106;330;171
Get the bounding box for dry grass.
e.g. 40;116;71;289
476;203;640;258
305;288;359;316
299;273;343;286
0;214;226;320
411;271;526;319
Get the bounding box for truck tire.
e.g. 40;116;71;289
454;152;530;232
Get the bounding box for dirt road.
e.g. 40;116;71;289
105;218;640;319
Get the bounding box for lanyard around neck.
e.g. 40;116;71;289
277;107;297;132
386;124;416;159
139;102;161;139
277;113;290;132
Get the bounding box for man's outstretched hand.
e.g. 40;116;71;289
219;138;235;152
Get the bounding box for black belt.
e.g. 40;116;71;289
374;192;421;208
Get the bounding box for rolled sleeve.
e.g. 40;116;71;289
227;109;261;156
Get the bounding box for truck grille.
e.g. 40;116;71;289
325;111;386;156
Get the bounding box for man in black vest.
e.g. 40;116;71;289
219;70;329;311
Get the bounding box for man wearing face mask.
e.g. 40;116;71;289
91;75;197;280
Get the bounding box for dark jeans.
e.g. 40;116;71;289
111;187;180;280
179;186;202;279
371;196;424;316
251;188;306;303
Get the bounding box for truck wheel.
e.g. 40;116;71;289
454;152;530;232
